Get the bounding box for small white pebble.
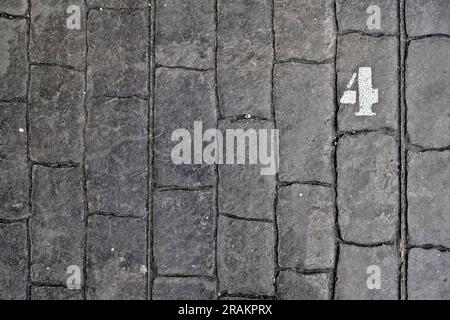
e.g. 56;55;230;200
245;114;251;119
111;248;115;252
18;128;24;133
300;193;303;197
46;267;50;270
139;265;148;274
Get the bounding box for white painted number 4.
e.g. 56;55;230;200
340;67;379;116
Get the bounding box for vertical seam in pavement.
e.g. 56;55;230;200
25;0;32;300
145;0;151;300
148;0;157;300
331;0;341;300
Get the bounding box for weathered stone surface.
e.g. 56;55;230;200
277;184;335;269
217;0;272;118
87;10;148;97
406;38;450;148
406;0;450;37
153;277;216;300
30;0;85;69
154;189;216;276
218;119;276;220
274;63;334;183
408;248;450;300
336;0;398;34
0;222;28;300
337;133;398;244
0;102;28;219
156;0;215;69
30;166;84;284
86;97;148;216
337;35;398;131
0;0;28;15
277;271;330;300
408;151;450;247
31;286;83;300
274;0;335;61
335;244;398;300
217;216;275;295
155;68;216;187
87;215;147;300
0;19;27;100
29;66;84;163
87;0;146;8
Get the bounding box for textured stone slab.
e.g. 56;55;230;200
336;0;398;34
155;68;216;187
0;223;28;300
277;184;335;269
0;0;28;15
29;66;84;163
408;248;450;300
217;0;272;118
218;119;276;220
335;244;398;300
277;271;330;300
406;0;450;37
31;286;83;300
274;0;335;61
30;166;84;284
406;38;450;148
408;151;450;247
86;97;148;216
153;277;216;300
337;133;398;244
154;189;216;276
0;102;28;219
87;215;147;300
274;63;334;183
337;35;398;131
0;19;27;100
87;10;148;97
87;0;147;8
30;0;86;69
217;216;275;295
156;0;215;69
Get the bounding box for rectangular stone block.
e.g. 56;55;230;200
0;19;27;100
87;10;148;97
274;63;334;183
276;271;330;300
406;38;450;148
336;0;398;34
155;68;216;187
86;97;148;216
277;184;335;269
337;35;398;131
217;215;275;295
31;286;83;300
87;215;147;300
30;166;84;284
0;102;28;219
152;277;216;300
155;0;215;69
154;189;216;276
408;248;450;300
0;0;28;15
337;133;398;244
408;151;450;247
87;0;147;8
335;244;398;300
217;0;272;118
274;0;335;61
29;65;84;163
30;0;86;69
406;0;450;37
218;119;276;220
0;222;28;300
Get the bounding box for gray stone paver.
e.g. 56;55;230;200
0;0;449;301
0;102;28;219
30;166;84;285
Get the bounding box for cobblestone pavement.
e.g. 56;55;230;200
0;0;449;300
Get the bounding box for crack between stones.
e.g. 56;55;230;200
277;180;333;188
274;57;334;65
218;212;274;224
338;30;398;37
155;64;214;72
30;62;82;72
